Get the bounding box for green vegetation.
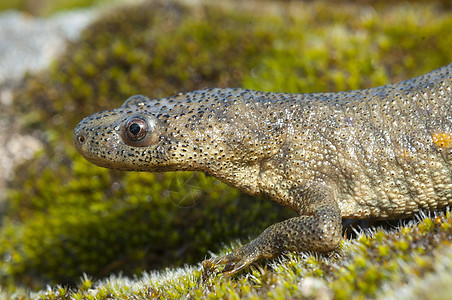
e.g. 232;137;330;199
30;212;452;299
0;0;451;298
0;0;114;16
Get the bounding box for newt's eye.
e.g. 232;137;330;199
122;115;157;147
125;116;149;142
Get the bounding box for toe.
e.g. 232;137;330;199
202;243;263;276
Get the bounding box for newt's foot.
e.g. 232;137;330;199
202;241;271;277
202;205;342;277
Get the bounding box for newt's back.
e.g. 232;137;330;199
259;64;452;219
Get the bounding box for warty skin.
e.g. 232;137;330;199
74;64;452;275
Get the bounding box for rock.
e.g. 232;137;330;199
0;8;98;202
0;9;96;83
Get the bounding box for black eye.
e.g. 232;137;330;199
126;117;148;141
129;123;141;135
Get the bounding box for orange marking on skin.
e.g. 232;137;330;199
396;148;413;161
432;132;452;148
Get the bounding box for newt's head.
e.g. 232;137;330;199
73;94;176;171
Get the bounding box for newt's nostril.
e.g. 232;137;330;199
78;133;86;144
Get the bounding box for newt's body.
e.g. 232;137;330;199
74;64;452;275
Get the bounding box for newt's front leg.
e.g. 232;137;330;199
202;186;342;276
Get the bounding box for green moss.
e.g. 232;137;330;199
0;0;115;16
242;2;451;93
1;0;452;297
419;217;435;233
26;211;452;299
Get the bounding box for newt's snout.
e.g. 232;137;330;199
73;112;127;169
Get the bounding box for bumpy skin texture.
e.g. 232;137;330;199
74;64;452;275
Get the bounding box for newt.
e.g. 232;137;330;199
74;64;452;276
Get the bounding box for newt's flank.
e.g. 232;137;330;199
74;64;452;276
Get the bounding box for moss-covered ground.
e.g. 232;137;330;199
31;212;452;299
1;0;451;298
